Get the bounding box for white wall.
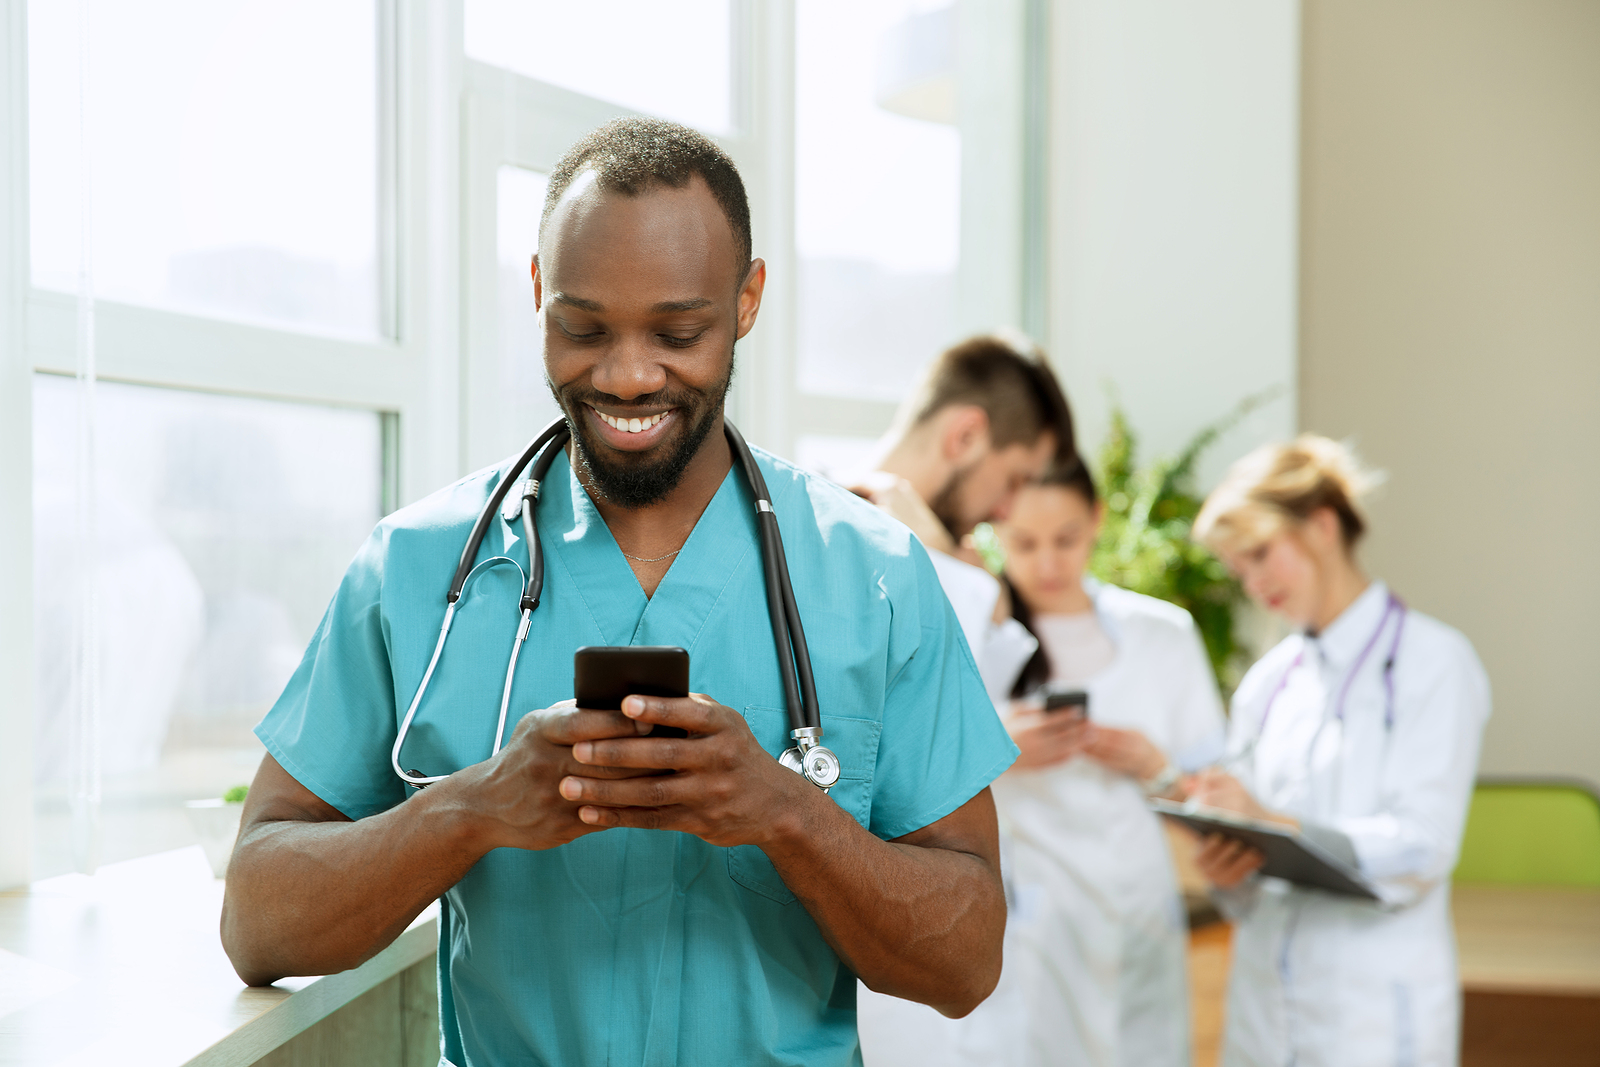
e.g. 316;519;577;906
1299;0;1600;787
1045;0;1300;488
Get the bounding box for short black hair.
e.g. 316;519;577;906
539;117;752;271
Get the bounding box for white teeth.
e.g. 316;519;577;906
597;410;666;433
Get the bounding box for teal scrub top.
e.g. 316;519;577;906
256;445;1018;1067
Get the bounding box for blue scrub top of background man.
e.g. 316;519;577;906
221;116;1018;1067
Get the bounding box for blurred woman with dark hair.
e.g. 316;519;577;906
861;459;1224;1067
977;459;1226;1067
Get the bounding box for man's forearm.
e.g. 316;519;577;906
221;775;487;985
761;789;1006;1018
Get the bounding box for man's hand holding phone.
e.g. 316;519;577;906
561;645;822;849
559;693;821;849
458;701;658;853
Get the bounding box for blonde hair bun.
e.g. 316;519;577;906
1194;434;1383;554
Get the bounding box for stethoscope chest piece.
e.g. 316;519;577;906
780;726;841;792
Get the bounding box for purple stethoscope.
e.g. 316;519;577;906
1239;591;1409;771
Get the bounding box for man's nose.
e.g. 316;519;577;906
590;338;668;400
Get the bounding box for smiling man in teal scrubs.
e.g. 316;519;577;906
221;117;1018;1067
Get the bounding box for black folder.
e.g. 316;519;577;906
1151;799;1380;901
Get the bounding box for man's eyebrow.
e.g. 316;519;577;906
550;292;604;312
651;297;715;313
548;294;715;314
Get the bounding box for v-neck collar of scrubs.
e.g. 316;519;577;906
512;447;758;650
1306;579;1390;673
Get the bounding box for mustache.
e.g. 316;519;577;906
556;383;707;414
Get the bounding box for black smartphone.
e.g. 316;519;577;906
573;646;690;738
1041;686;1089;719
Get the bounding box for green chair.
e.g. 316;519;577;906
1454;779;1600;886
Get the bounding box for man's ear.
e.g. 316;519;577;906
531;254;543;311
941;405;991;465
735;258;766;340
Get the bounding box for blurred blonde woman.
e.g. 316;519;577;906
1188;436;1490;1067
859;459;1225;1067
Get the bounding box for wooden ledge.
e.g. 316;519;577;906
0;847;437;1067
1454;883;1600;996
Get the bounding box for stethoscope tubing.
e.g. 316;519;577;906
392;416;821;787
1235;591;1408;802
727;421;820;736
1255;592;1407;736
392;555;532;785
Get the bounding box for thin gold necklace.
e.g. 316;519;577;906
621;547;682;564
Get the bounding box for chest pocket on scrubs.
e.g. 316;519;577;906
726;705;882;904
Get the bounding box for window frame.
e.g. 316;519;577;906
0;0;1042;886
2;0;35;889
0;0;467;886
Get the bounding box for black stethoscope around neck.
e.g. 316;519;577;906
390;417;840;792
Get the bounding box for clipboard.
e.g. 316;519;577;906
1150;799;1380;901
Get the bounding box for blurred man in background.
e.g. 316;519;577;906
853;333;1076;701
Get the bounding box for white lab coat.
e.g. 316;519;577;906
1216;581;1491;1067
925;550;1040;707
847;473;1039;705
858;579;1226;1067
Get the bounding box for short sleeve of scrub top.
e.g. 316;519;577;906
866;543;1019;840
257;522;408;821
253;450;1018;1067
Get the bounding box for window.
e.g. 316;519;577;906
4;0;1020;886
494;165;560;451
28;0;382;338
12;0;400;883
464;0;735;134
794;0;961;402
794;434;881;482
32;376;382;878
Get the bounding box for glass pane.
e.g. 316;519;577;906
496;165;560;452
795;0;961;401
32;375;382;878
465;0;733;134
795;434;881;482
28;0;381;338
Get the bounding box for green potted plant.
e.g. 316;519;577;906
975;389;1280;693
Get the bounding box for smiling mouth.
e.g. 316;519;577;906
591;407;670;434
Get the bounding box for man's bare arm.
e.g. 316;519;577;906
766;788;1006;1017
221;755;484;986
564;695;1007;1017
221;707;654;986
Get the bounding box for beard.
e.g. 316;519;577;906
553;351;736;510
928;460;980;541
